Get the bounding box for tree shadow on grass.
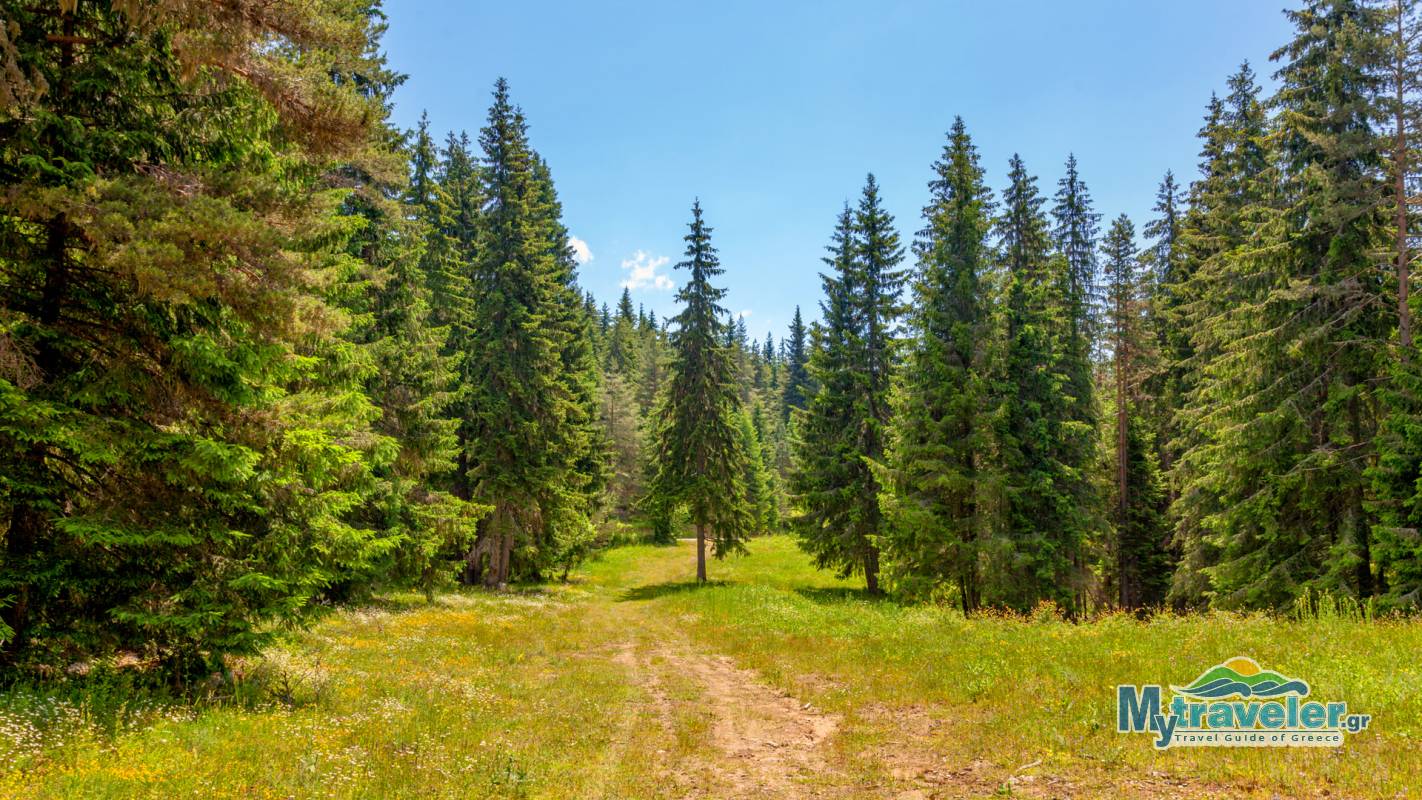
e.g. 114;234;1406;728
360;584;558;613
618;580;729;602
793;586;887;606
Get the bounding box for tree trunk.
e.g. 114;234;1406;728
6;215;73;656
454;446;471;501
864;545;881;595
488;505;513;589
462;514;489;585
1116;297;1130;609
695;522;707;583
1396;0;1412;355
1352;396;1373;599
501;530;514;587
1;504;40;657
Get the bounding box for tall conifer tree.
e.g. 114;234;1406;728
1051;154;1101;344
793;177;904;593
0;1;395;669
1101;215;1169;608
1181;2;1390;608
648;202;754;581
1169;68;1274;605
989;155;1091;611
1141;170;1186;489
792;207;869;586
881;119;995;608
461;79;584;586
1370;0;1422;608
782;306;812;419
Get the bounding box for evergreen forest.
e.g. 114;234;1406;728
6;0;1422;686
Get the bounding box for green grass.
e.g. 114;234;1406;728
2;535;1420;798
588;538;1422;797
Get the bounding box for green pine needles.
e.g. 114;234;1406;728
6;0;1422;688
647;202;755;582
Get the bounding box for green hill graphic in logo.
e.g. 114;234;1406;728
1172;656;1310;699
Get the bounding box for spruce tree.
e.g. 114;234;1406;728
647;201;754;581
1141;170;1186;488
1048;156;1103;578
792;176;905;594
763;332;780;390
782;306;813;419
739;409;775;532
880;118;995;608
335;114;486;603
989;155;1091;612
1370;0;1422;608
1182;2;1390;608
1101;215;1169;608
0;1;393;671
792;207;868;586
1168;68;1274;605
1051;154;1101;345
461;79;585;587
853;175;907;593
422;129;480;503
533;155;608;567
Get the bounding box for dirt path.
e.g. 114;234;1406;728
613;629;1242;800
672;648;838;797
592;542;1254;800
609;628;847;799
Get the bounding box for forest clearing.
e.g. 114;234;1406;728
8;1;1422;797
3;537;1416;799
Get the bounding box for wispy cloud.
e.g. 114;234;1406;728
569;236;593;265
620;250;674;291
736;309;753;319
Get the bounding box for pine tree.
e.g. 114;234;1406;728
792;176;905;594
989;155;1092;612
1182;2;1390;608
1101;214;1169;608
461;79;586;587
1051;153;1101;345
0;1;394;671
1370;0;1422;608
782;306;812;419
647;201;754;582
880;118;995;609
1169;66;1274;605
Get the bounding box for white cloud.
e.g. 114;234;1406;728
620;250;674;291
736;309;753;319
569;236;593;265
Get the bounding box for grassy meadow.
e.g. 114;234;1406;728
2;536;1418;799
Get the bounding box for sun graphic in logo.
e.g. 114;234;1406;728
1222;656;1262;677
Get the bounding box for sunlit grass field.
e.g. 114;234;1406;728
2;535;1418;798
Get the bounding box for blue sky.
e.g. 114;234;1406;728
382;1;1293;342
